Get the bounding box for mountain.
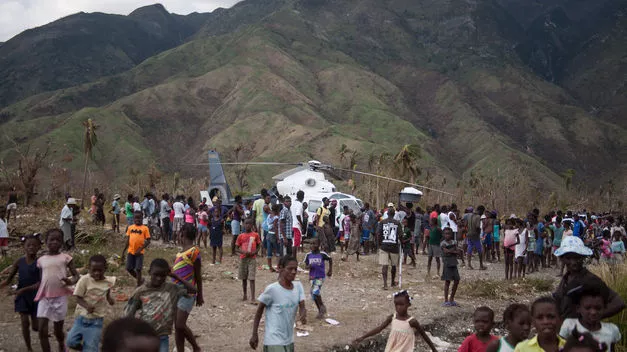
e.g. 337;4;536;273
0;4;210;107
0;0;625;202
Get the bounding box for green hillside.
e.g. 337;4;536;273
0;0;626;203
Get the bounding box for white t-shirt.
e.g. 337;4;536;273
258;281;305;346
560;318;621;348
291;200;304;232
394;210;407;222
173;201;185;219
0;219;8;238
439;212;450;229
133;202;141;212
515;229;528;258
59;205;73;227
448;212;458;232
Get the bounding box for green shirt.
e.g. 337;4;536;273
429;227;443;245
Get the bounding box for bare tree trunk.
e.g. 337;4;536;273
81;152;89;209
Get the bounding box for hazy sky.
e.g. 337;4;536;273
0;0;243;41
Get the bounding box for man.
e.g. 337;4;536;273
573;214;585;238
377;208;401;290
279;196;293;257
252;189;269;250
172;196;185;242
291;191;305;259
361;202;376;254
60;198;78;250
160;194;172;243
315;198;330;233
466;205;487;270
328;199;338;237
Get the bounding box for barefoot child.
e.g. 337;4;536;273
459;306;498;352
514;297;565;352
265;204;280;272
102;317;160;352
515;220;528;279
236;218;261;302
36;228;80;352
486;304;531;352
401;217;416;267
428;217;442;278
172;224;204;352
250;256;307;351
503;219;520;280
66;254;115;352
304;238;333;319
122;211;151;287
342;213;361;262
0;234;42;351
125;258;197;352
353;290;438;352
197;204;209;248
441;227;461;307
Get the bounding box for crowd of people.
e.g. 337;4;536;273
0;187;626;352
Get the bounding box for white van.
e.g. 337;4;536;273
304;192;362;228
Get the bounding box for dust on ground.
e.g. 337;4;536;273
0;212;559;352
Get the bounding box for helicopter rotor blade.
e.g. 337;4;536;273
333;167;454;196
187;162;304;166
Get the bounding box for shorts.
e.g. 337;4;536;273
126;253;144;272
15;292;38;315
441;266;460;282
197;224;207;232
0;237;8;249
159;335;169;352
66;316;104;352
311;278;324;300
482;233;493;247
239;257;257;280
232;220;241;236
378;250;399;266
504;247;515;255
266;233;279;258
292;228;302;247
6;203;16;211
173;217;185;232
177;294;196;313
361;229;371;243
516;256;528;265
467;239;483;254
264;344;294;352
36;296;68;322
126;216;134;225
428;244;442;257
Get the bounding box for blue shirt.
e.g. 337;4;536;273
258;281;305;346
573;220;585;238
111;200;121;215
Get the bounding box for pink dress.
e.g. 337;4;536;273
384;314;416;352
35;253;73;301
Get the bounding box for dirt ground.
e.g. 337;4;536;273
0;214;560;352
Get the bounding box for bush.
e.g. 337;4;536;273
588;262;627;351
459;278;554;299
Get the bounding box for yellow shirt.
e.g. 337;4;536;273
514;335;566;352
73;275;116;318
316;206;330;228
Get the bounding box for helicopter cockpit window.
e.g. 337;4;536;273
307;200;322;212
332;187;336;192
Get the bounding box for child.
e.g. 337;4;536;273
122;211;151;287
209;205;225;265
342;213;361;262
493;218;501;262
0;207;8;256
125;258;197;352
527;223;537;274
562;331;605;352
610;232;625;261
36;228;80;352
599;230;613;264
110;194;121;233
458;306;498;352
125;194;134;227
339;206;351;253
514;297;565;352
66;254;115;352
172;223;203;352
102;317;160;352
559;285;621;351
441;227;461;307
235;218;261;302
0;234;42;351
250;256;307;351
503;219;520;280
514;220;528;279
428;217;442;278
486;304;531;352
353;290;438;352
401;217;416;267
304;238;333;319
265;204;280;272
197;204;209;248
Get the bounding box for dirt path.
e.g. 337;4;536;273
0;234;559;352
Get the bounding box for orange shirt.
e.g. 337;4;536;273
236;232;261;259
126;224;150;255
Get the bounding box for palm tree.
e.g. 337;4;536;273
80;119;98;208
393;144;421;183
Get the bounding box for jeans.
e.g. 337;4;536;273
66;316;103;352
160;335;169;352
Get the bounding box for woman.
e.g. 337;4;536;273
553;236;625;320
209;204;226;265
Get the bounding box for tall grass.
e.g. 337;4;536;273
588;262;627;352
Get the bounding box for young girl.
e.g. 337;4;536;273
503;219;520;280
514;297;565;352
599;230;613;264
265;204;280;271
527;222;537;274
610;232;625;261
353;290;438;352
0;234;42;351
36;229;80;352
486;304;531;352
493;218;501;262
562;331;605;352
514;220;528;279
197;205;209;248
559;285;621;351
209;205;225;265
400;217;416;267
342;214;362;262
172;224;203;352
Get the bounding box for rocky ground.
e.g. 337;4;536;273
0;211;558;352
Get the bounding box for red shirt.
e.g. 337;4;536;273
458;334;498;352
236;232;261;259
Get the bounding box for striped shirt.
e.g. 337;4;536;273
172;246;200;292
